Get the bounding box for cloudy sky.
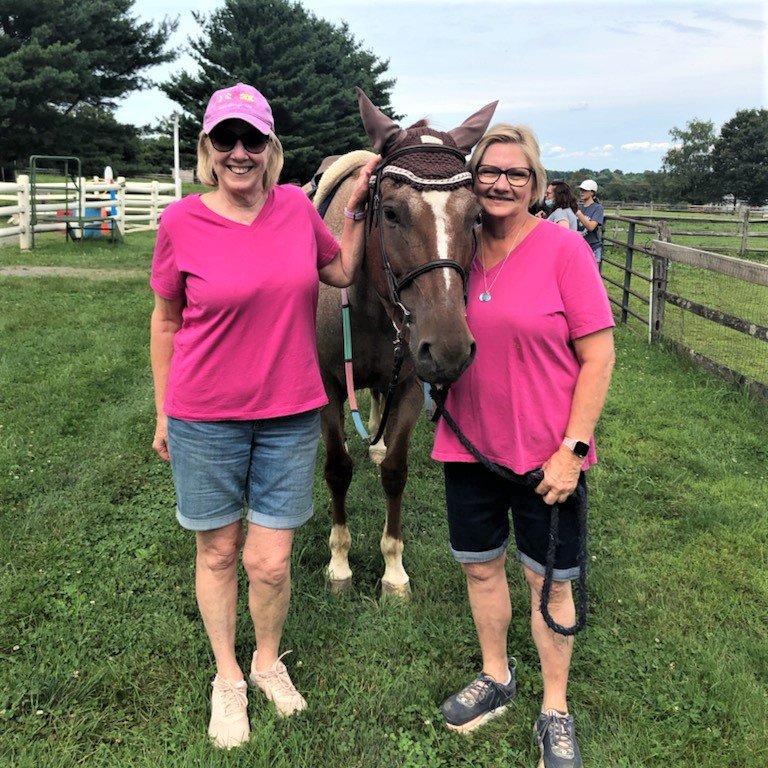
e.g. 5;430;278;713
119;0;767;172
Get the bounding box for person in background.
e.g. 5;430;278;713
576;179;605;263
545;180;579;230
150;82;377;749
432;124;615;768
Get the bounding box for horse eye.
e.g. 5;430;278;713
383;208;398;223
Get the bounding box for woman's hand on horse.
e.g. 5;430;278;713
535;446;582;505
153;414;170;462
347;154;381;213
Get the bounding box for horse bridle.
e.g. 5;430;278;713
366;143;477;333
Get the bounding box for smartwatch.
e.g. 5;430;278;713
562;437;589;459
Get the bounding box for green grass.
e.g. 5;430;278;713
0;238;767;767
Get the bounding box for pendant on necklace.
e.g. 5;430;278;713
479;291;492;302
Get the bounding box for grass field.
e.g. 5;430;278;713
0;235;767;767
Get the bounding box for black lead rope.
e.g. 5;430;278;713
429;385;588;636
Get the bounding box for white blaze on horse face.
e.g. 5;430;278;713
420;190;455;291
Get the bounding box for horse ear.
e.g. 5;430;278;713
356;87;406;153
447;101;499;154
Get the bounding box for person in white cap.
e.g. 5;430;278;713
576;179;604;263
149;82;379;748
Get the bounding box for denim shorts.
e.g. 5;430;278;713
167;409;321;532
444;462;587;581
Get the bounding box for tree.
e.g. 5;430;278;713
712;109;768;206
162;0;397;183
0;0;177;178
661;119;718;204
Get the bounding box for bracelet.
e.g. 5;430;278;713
343;208;367;221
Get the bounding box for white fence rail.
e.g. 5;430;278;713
0;176;180;249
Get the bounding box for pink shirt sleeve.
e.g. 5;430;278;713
150;220;184;300
304;195;340;268
558;241;614;340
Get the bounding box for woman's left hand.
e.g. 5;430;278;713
534;445;583;505
346;154;381;214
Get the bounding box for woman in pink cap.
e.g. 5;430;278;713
149;82;378;748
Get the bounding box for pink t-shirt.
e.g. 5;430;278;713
150;185;340;420
432;219;615;473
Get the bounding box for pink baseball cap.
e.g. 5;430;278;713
203;83;274;135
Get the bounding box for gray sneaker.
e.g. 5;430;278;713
534;709;582;768
440;663;516;733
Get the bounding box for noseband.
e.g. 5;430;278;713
366;144;476;330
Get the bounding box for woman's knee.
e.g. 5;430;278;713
242;548;291;588
196;526;243;572
523;566;572;604
462;555;505;585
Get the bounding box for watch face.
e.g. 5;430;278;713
573;440;590;458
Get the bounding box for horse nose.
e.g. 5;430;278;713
416;337;476;384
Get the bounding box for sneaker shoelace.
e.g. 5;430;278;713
261;651;301;698
541;711;575;758
456;676;493;707
217;678;247;717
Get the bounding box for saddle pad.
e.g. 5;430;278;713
313;149;376;211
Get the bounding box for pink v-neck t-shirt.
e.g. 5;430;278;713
432;219;614;474
150;185;339;421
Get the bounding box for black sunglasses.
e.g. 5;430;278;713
208;125;270;154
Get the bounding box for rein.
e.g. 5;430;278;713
429;385;588;636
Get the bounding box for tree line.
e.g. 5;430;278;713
2;0;766;205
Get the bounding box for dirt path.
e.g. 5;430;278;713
0;265;146;280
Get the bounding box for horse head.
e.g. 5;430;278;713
356;88;498;384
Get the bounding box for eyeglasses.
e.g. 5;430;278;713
208;125;270;154
475;165;534;187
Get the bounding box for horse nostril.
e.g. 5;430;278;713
417;341;433;368
468;340;477;360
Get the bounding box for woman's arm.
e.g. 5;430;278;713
535;327;615;504
319;154;381;288
150;293;184;461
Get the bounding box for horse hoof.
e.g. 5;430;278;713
329;577;352;594
368;446;386;465
381;580;411;600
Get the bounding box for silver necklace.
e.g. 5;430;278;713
478;223;526;302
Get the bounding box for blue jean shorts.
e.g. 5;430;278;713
167;409;321;532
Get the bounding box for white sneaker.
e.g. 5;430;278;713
208;675;249;749
249;650;307;717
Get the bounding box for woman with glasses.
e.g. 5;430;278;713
432;124;615;768
545;180;579;231
150;83;377;749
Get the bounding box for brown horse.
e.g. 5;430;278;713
315;89;497;596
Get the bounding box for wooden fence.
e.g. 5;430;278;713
601;214;768;399
0;176;179;249
608;206;768;257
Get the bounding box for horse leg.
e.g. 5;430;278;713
321;394;354;592
367;388;387;465
378;380;423;599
